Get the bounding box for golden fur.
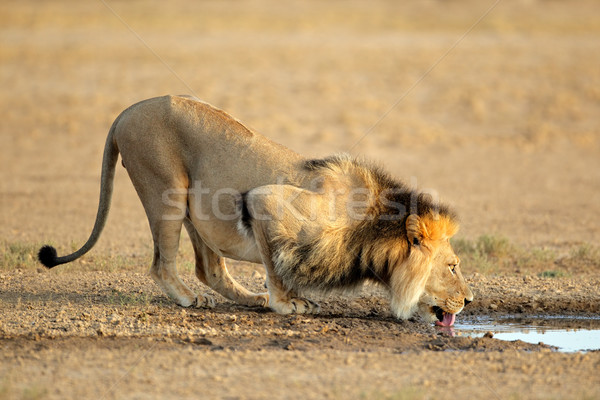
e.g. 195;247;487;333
38;95;472;324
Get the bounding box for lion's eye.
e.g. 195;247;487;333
448;265;456;275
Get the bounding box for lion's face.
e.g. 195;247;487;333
417;239;473;326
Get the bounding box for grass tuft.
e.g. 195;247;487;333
0;240;153;273
451;235;514;274
22;385;48;400
0;242;39;270
0;375;47;400
538;270;566;278
360;387;424;400
451;235;593;276
569;244;600;267
108;289;153;307
554;243;600;274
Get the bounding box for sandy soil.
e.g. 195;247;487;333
1;269;599;399
1;1;600;399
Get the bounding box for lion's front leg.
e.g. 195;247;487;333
247;215;320;314
265;272;320;314
241;185;321;315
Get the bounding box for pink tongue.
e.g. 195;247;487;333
435;313;456;327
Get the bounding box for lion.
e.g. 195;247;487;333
38;95;473;326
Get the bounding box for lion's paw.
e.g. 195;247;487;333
291;298;320;314
270;297;320;314
251;292;269;307
194;293;216;309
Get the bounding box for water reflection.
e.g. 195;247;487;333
447;315;600;352
436;326;456;337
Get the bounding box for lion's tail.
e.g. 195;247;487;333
38;116;121;268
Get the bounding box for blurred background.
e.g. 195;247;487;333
1;0;599;267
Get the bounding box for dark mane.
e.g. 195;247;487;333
270;154;460;292
303;156;340;171
303;154;458;227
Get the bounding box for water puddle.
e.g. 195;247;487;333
451;315;600;352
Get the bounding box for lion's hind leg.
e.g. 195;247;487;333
184;219;269;308
127;179;203;308
147;218;205;308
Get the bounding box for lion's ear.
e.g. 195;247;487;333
406;214;423;247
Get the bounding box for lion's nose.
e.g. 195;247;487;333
464;298;472;307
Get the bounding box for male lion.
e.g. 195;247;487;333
38;95;472;326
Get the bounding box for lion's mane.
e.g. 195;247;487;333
268;155;459;303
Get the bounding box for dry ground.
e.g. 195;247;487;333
1;1;600;399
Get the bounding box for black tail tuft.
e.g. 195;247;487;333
38;245;59;268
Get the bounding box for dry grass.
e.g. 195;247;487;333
0;242;39;271
3;237;598;279
1;0;600;254
0;241;148;273
361;387;424;400
1;0;599;151
0;375;47;400
1;1;599;276
452;235;600;276
107;288;154;307
556;244;600;274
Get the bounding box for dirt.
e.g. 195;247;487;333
2;1;600;399
1;268;599;399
